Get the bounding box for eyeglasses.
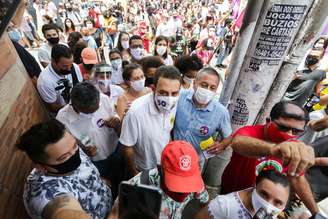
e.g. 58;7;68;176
273;121;305;136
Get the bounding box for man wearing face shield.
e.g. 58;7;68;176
119;66;181;177
93;63;124;105
210;101;320;216
17;119;112;219
195;170;290;219
37;44;83;113
173;67;232;173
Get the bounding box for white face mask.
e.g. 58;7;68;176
156;45;167;56
121;40;129;49
98;79;111;88
154;95;179;113
130;48;144;60
194;87;216;105
86;23;93;29
111;59;122;70
79;112;95;119
130;78;145;92
252;189;283;218
183;76;194;85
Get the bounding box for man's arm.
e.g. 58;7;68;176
308;116;328;131
46;102;64;113
121;144;139;177
289;175;319;215
42;194;91;219
230;135;315;176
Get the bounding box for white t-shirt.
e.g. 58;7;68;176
56;94;119;161
164;55;174;65
208;190;252;219
38;42;66;65
119;93;177;170
37;64;83;106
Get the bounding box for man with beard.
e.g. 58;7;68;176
38;24;63;68
37;44;83;113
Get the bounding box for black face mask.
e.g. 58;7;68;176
84;63;94;70
47;37;59;45
145;77;154;87
46;149;81;174
67;7;73;12
59;69;72;75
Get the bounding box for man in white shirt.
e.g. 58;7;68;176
37;44;83;113
38;24;61;67
119;66;181;177
56;82;122;195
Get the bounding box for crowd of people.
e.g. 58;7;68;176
6;0;328;218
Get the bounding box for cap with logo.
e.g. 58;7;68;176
161;140;204;193
81;47;98;64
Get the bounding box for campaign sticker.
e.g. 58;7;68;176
200;126;209;135
97;119;105;127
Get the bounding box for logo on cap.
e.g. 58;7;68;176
200;126;209;135
179;155;191;171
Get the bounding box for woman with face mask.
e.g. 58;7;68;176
154;35;174;65
195;170;290;219
175;55;203;90
109;49;126;87
116;63;152;119
116;31;131;62
64;18;75;37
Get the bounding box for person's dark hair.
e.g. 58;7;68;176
140;56;165;76
67;31;83;50
16;119;66;163
42;23;58;35
314;37;328;50
174;55;203;76
305;55;320;67
71;82;100;110
51;44;73;63
83;17;96;27
64;18;75;33
117;31;130;51
109;48;122;58
72;41;88;64
256;170;289;188
154;66;181;87
129;35;143;45
123;63;143;81
270;101;308;122
154;35;169;58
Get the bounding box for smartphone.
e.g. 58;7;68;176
118;181;162;219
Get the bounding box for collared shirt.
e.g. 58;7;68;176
129;168;209;219
37;64;83;106
173;90;232;166
56;93;119;161
119;93;176;170
23;150;112;219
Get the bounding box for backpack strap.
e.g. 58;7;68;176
70;65;79;86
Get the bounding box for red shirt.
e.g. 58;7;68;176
221;125;288;194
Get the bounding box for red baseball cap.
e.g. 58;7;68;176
161;141;204;193
81;47;98;64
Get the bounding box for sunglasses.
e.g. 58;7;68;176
273;121;304;136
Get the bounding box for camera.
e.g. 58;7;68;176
55;79;72;104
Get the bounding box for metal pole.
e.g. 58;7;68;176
256;0;328;124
